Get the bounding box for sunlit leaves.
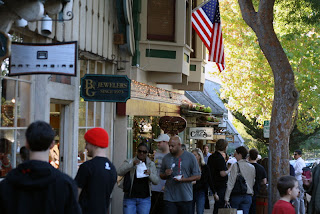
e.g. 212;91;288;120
209;0;320;135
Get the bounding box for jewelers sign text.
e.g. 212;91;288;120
80;74;131;102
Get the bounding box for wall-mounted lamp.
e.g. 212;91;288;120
15;18;28;28
41;15;52;36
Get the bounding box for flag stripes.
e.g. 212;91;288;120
192;0;225;72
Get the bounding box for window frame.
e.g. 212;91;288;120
0;74;32;175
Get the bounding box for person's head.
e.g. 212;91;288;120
203;144;210;154
215;139;228;152
154;134;170;152
136;142;149;161
169;135;182;155
25;121;55;151
192;148;205;166
181;144;187;151
293;150;302;160
84;127;109;157
277;176;299;200
20;146;30;162
249;148;259;161
192;148;206;166
234;146;248;161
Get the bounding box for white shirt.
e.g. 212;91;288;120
294;157;306;181
227;157;237;166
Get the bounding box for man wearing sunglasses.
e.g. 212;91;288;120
293;149;306;214
118;142;159;214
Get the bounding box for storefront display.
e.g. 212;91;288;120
132;116;161;158
0;138;12;177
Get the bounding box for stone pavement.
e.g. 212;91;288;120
204;195;215;214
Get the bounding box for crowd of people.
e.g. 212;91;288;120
0;121;117;214
0;122;319;214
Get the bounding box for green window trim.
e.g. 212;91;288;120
145;49;176;59
190;64;196;71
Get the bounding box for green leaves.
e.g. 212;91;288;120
210;0;320;139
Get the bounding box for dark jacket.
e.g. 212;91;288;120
0;160;81;214
307;164;320;214
207;151;228;188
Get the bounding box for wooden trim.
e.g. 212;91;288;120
126;99;180;116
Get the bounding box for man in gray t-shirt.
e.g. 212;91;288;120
160;136;200;214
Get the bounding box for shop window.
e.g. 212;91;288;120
0;58;32;177
132;116;161;159
147;0;176;42
78;60;105;164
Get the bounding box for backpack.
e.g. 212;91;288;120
231;162;247;195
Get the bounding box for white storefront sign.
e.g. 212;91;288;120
9;41;77;76
189;127;214;140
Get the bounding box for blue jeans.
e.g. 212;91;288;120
193;190;205;214
123;197;151;214
230;195;252;214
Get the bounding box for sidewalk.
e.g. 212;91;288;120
204;195;215;214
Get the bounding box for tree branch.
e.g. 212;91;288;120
237;0;257;30
258;0;276;21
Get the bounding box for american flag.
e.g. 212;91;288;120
192;0;225;72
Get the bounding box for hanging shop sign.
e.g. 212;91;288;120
80;74;131;102
9;41;77;76
189;127;214;140
159;116;187;135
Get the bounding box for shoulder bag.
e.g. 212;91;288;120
231;162;247;195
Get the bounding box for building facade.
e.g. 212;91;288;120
0;0;208;213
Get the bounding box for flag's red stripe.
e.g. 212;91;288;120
213;23;221;62
192;12;211;48
195;9;212;33
192;22;211;50
192;0;226;72
191;17;210;44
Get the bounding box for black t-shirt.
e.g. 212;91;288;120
75;156;117;214
207;151;228;188
251;162;267;195
130;172;150;198
193;164;215;194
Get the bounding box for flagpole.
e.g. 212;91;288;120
192;0;211;12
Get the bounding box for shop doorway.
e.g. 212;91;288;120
49;100;71;172
49;103;62;170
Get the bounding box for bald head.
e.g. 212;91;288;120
169;135;182;156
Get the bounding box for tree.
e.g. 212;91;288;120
210;0;320;203
236;0;299;204
217;1;320;135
